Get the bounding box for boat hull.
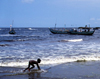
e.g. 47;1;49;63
49;28;95;35
69;31;94;35
9;30;16;34
49;28;69;34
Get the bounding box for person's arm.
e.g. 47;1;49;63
36;63;41;70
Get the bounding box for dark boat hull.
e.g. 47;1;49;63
69;31;94;35
49;28;94;35
49;28;69;34
9;30;16;34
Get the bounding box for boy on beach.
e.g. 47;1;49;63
23;58;41;72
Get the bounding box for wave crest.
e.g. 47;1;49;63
60;39;83;42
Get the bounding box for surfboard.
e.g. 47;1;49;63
29;69;47;73
4;69;47;76
22;69;47;74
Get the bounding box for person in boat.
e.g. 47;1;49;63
23;58;41;72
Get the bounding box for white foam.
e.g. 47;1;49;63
41;55;100;65
33;69;47;72
28;28;37;30
41;58;74;66
0;61;28;67
1;54;100;67
0;34;15;36
61;39;83;42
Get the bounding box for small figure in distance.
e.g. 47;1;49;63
23;58;41;72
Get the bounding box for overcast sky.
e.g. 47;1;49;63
0;0;100;28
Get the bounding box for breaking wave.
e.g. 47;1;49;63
60;39;83;42
1;54;100;67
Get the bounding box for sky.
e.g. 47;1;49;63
0;0;100;28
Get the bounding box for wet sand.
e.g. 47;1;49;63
1;61;100;79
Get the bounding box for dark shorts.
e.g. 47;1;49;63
28;62;35;68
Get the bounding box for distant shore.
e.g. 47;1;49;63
1;61;100;79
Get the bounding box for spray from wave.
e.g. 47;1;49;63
1;54;100;67
60;39;83;42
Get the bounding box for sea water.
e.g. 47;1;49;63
0;28;100;76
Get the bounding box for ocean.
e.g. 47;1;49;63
0;27;100;77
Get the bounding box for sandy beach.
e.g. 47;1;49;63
1;61;100;79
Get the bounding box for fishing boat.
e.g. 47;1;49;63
49;28;70;34
49;23;70;34
9;21;16;34
69;25;95;35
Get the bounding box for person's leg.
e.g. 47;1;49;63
23;62;30;72
29;64;35;70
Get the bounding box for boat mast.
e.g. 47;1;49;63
10;20;14;31
10;25;12;31
64;24;66;28
89;24;90;27
12;20;14;29
55;23;57;29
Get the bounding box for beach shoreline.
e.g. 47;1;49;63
1;61;100;79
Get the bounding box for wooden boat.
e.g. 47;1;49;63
69;26;95;35
69;30;94;35
9;28;16;34
49;28;70;34
9;21;16;34
49;23;70;34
